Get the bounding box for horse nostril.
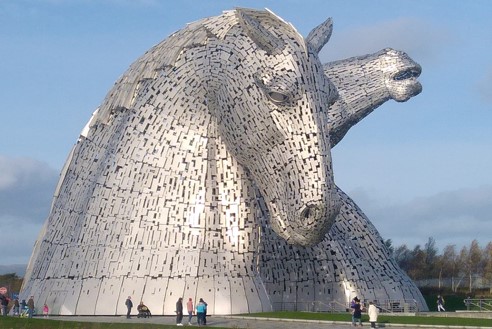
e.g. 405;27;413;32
300;206;316;219
300;204;326;221
393;67;421;81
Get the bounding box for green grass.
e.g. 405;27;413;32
423;294;468;312
247;311;492;327
1;311;492;328
0;317;223;329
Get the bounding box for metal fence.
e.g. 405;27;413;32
374;299;419;313
415;277;492;290
271;299;419;313
272;300;347;313
463;298;492;311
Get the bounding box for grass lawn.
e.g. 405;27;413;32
0;317;221;329
248;311;492;327
423;294;469;312
1;312;492;328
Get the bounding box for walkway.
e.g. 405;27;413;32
52;314;490;329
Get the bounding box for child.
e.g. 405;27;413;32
368;301;379;328
43;303;49;318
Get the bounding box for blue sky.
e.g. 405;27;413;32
1;0;491;266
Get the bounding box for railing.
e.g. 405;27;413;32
463;298;492;311
373;299;419;313
272;300;347;313
271;299;419;313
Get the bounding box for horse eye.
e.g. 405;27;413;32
267;91;289;104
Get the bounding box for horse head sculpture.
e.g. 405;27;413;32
21;8;427;315
209;10;341;246
325;48;422;145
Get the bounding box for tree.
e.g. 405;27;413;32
391;238;492;292
424;237;439;278
454;245;469;292
384;239;395;257
408;245;426;280
437;244;457;290
394;244;412;273
483;242;492;293
468;240;483;293
0;273;23;296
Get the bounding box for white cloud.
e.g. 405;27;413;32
333;139;492;203
320;17;450;63
0;156;57;264
1;216;42;265
348;185;492;252
477;67;492;102
0;156;58;224
10;0;159;5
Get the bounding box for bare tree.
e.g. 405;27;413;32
408;245;426;280
391;238;492;292
468;240;483;293
454;245;469;292
394;244;412;273
483;242;492;293
424;237;439;278
438;245;457;290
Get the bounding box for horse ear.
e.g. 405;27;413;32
236;9;285;55
306;17;333;54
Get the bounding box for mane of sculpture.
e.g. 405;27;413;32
21;8;426;315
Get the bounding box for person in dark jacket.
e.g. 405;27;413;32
176;297;184;326
201;298;208;324
20;299;27;314
0;294;8;316
437;295;446;312
125;296;133;319
27;296;34;318
13;298;20;316
351;297;363;326
195;298;207;326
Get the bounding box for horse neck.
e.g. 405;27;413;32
324;52;391;146
197;122;260;253
326;52;391;113
131;105;260;255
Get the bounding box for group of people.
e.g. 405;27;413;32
350;294;446;327
125;297;153;319
0;295;45;318
350;297;380;328
176;297;208;326
124;296;208;326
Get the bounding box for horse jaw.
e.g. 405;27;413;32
246;135;341;247
381;48;422;102
267;194;339;247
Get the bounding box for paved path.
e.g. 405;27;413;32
51;315;483;329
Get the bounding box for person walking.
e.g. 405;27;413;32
201;298;208;325
0;294;8;316
196;298;206;326
13;298;20;316
368;301;379;328
186;297;194;325
437;295;445;312
20;299;27;316
125;296;133;319
27;296;35;318
351;297;363;326
176;297;184;326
